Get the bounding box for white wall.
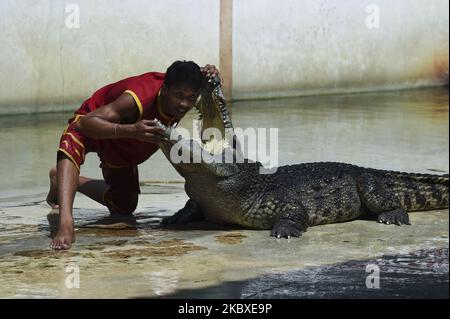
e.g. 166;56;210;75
0;0;220;114
0;0;448;113
233;0;449;99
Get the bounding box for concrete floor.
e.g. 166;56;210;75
0;87;448;298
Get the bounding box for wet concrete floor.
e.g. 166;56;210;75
0;87;448;298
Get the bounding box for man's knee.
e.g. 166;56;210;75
104;190;139;215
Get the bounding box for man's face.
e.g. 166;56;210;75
162;84;200;120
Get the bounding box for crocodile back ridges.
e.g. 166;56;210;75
372;169;449;186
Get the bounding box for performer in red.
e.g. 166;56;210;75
47;61;221;250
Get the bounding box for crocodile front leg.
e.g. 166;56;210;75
162;199;204;225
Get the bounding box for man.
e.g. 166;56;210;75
46;61;220;250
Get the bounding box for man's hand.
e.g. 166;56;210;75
201;64;223;85
132;120;167;143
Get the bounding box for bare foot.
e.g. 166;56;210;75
50;225;75;250
46;166;59;209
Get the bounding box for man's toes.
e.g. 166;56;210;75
50;238;69;250
50;241;59;250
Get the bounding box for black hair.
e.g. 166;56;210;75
164;60;206;91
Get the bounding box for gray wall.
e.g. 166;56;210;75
233;0;449;99
0;0;448;114
0;0;219;114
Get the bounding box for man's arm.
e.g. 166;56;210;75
76;93;166;143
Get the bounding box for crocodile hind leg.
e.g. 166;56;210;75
377;209;410;225
271;204;309;238
357;173;411;226
162;199;204;225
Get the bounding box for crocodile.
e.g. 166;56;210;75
157;78;449;238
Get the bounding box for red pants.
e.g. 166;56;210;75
102;166;140;215
58;116;140;215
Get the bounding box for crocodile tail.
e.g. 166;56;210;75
374;170;449;211
382;171;449;186
368;170;449;211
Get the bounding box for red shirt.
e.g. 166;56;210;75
73;72;178;168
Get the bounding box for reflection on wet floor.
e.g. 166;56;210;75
0;88;448;298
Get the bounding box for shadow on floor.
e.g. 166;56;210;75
145;248;448;299
44;210;244;239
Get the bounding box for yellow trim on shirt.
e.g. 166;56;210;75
124;89;143;121
63;114;84;134
58;148;80;172
65;132;85;150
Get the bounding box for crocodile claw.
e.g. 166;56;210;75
271;219;304;239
